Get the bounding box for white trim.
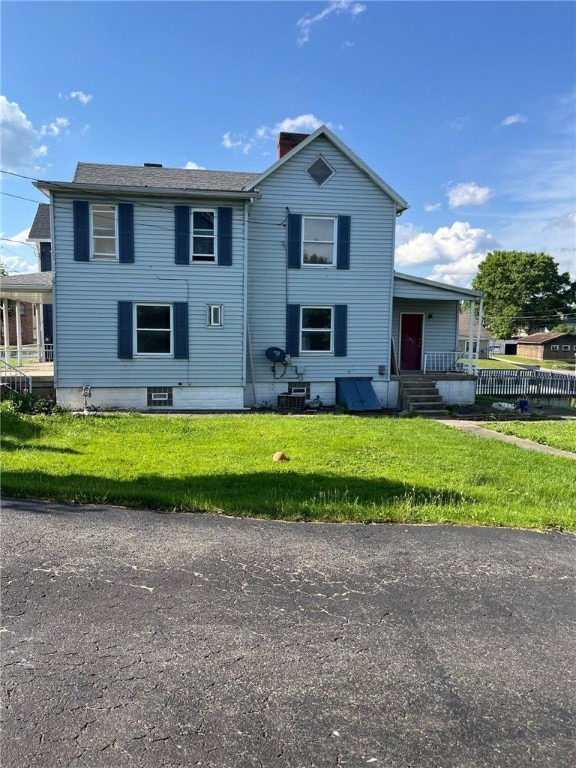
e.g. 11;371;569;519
301;216;336;267
191;208;216;262
399;312;425;371
90;203;118;260
207;303;223;327
306;153;335;188
134;303;173;356
300;305;334;355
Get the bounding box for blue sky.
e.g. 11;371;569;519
1;0;575;285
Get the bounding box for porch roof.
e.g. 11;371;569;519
394;272;483;301
0;272;53;304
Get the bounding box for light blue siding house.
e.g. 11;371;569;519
32;126;482;411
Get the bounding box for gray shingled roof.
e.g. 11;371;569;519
0;272;52;288
458;313;492;340
28;204;51;240
517;332;576;344
73;163;260;192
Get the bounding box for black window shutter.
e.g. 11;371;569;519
287;214;302;269
118;203;135;263
217;207;233;266
118;301;133;359
286;304;300;356
173;302;189;359
336;216;351;270
175;206;190;264
73;201;90;261
334;305;348;357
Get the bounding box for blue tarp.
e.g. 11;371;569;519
335;378;382;412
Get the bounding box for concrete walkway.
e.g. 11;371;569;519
440;419;576;460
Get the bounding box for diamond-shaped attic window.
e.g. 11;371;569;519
307;155;334;187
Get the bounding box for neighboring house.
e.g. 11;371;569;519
516;332;576;362
27;203;54;356
26;126;483;411
458;313;491;358
0;299;35;347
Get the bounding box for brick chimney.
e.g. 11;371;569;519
278;132;309;159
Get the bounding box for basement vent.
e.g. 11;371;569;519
147;386;173;407
288;381;310;397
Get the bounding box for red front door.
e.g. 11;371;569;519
400;314;423;370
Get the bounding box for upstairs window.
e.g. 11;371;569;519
135;304;172;355
302;217;336;266
91;204;117;259
192;210;215;261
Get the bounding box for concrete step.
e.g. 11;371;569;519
408;401;446;412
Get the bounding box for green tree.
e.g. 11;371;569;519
472;251;576;338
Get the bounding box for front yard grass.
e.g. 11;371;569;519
483;420;576;454
2;410;574;531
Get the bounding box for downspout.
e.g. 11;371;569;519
49;191;58;387
242;200;248;391
467;300;475;374
475;296;484;372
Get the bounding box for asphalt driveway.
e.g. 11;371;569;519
2;498;575;767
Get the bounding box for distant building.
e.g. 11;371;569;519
458;313;491;358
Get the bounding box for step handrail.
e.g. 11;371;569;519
0;359;33;394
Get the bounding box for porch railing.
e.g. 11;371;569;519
476;369;576;397
0;359;33;394
0;343;53;366
423;351;464;373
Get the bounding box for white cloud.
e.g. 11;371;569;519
222;114;342;155
0;229;37;274
183;161;206;170
70;90;93;105
60;90;93;105
427;255;487;287
446;117;469;131
544;212;576;231
395;221;497;269
447;182;494;208
296;0;366;46
501;114;527;127
424;203;442;212
0;96;51;172
40;116;70;137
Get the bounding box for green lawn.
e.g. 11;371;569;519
1;410;575;531
474;358;520;370
484;420;576;453
492;355;576;371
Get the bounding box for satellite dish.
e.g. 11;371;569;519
265;347;287;363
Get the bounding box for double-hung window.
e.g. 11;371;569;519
301;306;333;352
192;210;216;261
302;217;336;266
91;204;117;259
135;304;172;355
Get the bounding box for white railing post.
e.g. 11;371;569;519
467;301;475;374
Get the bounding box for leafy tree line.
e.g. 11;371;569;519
471;251;576;338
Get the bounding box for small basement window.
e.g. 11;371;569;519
147;387;173;407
